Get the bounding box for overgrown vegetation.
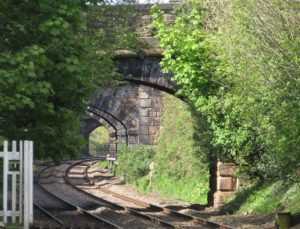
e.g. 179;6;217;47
91;160;110;168
151;0;300;182
117;144;155;183
0;0;139;161
117;93;209;204
89;126;109;156
223;180;300;214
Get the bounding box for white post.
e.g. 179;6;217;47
29;141;33;224
12;141;17;223
12;173;17;223
23;141;29;229
0;140;33;227
19;140;23;224
3;141;8;223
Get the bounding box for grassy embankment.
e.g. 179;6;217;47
117;93;210;204
71;116;300;215
226;179;300;214
116;92;300;213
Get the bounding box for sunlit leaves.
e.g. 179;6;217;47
151;1;300;181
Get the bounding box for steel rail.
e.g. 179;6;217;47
78;160;235;229
33;201;65;226
66;160;179;228
36;159;124;229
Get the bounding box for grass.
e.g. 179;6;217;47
89;126;109;156
117;93;210;204
224;179;300;214
91;160;110;168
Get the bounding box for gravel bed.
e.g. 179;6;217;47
48;181;164;229
87;166;281;228
78;183;145;209
34;208;108;229
33;208;61;228
34;184;69;210
90;207;163;229
89;167;190;208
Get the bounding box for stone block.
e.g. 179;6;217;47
109;137;117;143
139;135;154;145
163;14;176;21
157;76;167;87
218;163;237;176
139;126;149;135
109;149;116;156
149;112;157;117
139;85;150;92
149;108;161;112
140;117;151;125
149;126;158;135
110;144;117;150
152;136;159;144
214;191;235;207
127;128;138;135
128;135;138;144
139;108;149;117
139;99;152;108
139;91;149;99
109;132;116;138
217;177;236;191
153;117;161;125
117;136;126;144
153;98;163;108
149;89;161;97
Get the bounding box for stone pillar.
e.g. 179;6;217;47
214;161;238;207
138;85;163;145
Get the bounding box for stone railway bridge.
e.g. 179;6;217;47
82;56;178;156
81;4;178;157
81;3;237;206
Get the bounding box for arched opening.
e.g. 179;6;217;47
89;125;110;157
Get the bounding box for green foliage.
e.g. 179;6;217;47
0;0;95;161
117;93;209;204
0;0;139;161
117;144;155;183
150;93;209;204
150;1;300;180
225;180;300;214
91;160;110;168
89;126;109;156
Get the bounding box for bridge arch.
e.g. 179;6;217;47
82;55;180;157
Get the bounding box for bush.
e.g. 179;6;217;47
116;93;210;204
116;144;155;183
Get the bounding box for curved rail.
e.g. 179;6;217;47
67;160;234;229
36;159;124;229
33;201;64;226
65;160;178;228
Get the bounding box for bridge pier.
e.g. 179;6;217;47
214;161;238;207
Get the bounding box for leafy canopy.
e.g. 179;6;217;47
151;0;300;180
0;0;138;161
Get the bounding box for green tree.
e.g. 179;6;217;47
0;0;138;161
151;0;300;180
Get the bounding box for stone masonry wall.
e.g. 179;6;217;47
214;161;238;207
82;83;163;156
138;85;163;145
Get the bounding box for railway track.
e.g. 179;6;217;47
35;159;163;229
66;159;234;229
